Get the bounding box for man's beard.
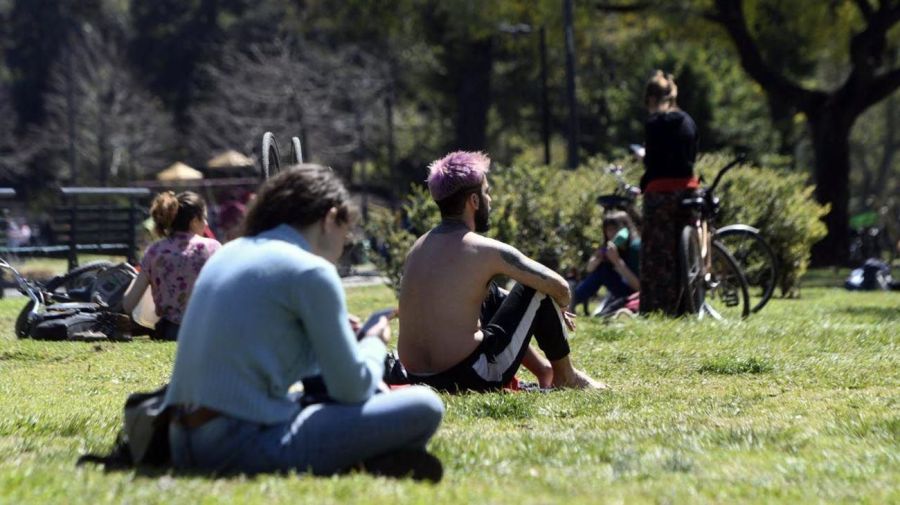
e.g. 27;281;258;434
475;193;490;233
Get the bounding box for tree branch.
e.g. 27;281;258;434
711;0;819;111
864;66;900;109
853;0;874;21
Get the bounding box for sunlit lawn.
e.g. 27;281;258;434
0;275;896;504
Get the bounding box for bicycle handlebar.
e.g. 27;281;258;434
707;154;746;194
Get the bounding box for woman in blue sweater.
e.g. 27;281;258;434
164;165;444;480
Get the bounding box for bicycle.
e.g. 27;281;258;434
0;258;129;339
596;164;641;217
259;132;304;180
678;157;751;320
598;157;778;315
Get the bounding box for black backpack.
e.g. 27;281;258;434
77;385;171;470
845;258;893;291
26;263;137;341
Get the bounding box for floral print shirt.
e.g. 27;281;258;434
141;232;221;324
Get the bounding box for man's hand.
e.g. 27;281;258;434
562;310;577;332
553;287;572;311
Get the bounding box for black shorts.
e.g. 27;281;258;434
407;282;570;392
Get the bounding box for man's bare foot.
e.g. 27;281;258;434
533;366;554;389
551;368;609;390
522;346;554;388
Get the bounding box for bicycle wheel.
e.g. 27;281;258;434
260;132;281;180
290;136;304;164
703;241;750;320
678;225;704;315
15;299;34;338
714;225;777;313
44;260;114;301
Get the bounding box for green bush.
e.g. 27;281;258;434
366;158;625;295
697;154;828;297
367;153;826;298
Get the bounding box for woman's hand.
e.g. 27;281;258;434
606;241;640;291
362;316;392;345
586;248;605;272
348;314;362;334
604;242;621;264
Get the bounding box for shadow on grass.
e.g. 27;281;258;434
836;305;900;321
698;356;772;375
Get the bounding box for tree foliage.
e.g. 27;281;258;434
0;0;892;269
188;38;390;177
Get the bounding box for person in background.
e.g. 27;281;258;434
163;165;444;480
638;70;700;316
569;211;641;317
215;189;251;242
123;191;221;341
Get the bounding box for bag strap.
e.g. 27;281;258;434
75;431;134;470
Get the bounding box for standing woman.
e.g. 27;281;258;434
638;70;700;316
123;191;222;340
162;165;444;480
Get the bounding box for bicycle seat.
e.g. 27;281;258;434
680;196;705;208
597;194;634;209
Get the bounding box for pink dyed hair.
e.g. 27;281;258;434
426;151;491;202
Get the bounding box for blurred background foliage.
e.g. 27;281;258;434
367;152;827;297
0;0;896;266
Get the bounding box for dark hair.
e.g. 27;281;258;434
602;210;639;241
435;183;482;217
150;191;206;238
243;164;357;236
644;70;678;108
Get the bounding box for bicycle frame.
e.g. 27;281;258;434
680;155;750;319
0;257;46;325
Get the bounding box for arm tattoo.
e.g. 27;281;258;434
500;248;549;280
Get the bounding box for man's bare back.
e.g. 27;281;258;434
399;223;494;373
398;222;571;374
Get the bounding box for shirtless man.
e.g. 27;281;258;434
398;151;606;392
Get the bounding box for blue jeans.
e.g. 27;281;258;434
169;386;444;476
572;262;634;307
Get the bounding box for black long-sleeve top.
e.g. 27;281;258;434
640;109;699;191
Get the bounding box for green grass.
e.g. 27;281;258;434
0;283;897;504
4;255;128;280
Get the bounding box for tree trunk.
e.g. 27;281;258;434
873;94;898;197
808;107;854;266
454;38;493;151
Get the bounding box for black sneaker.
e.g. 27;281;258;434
362;449;443;483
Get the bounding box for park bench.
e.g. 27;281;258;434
0;187;151;270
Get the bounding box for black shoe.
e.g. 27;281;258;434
362;449;443;483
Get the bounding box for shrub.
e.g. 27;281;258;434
367;153;826;298
366;158;625;295
696;154;829;297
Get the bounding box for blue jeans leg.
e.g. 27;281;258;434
572;269;605;307
170;385;444;476
573;262;635;305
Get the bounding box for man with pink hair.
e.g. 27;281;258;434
397;151;606;392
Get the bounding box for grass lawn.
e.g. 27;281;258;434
0;280;896;504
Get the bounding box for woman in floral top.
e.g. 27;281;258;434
123;191;221;340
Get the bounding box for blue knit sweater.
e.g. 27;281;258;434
163;224;386;424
